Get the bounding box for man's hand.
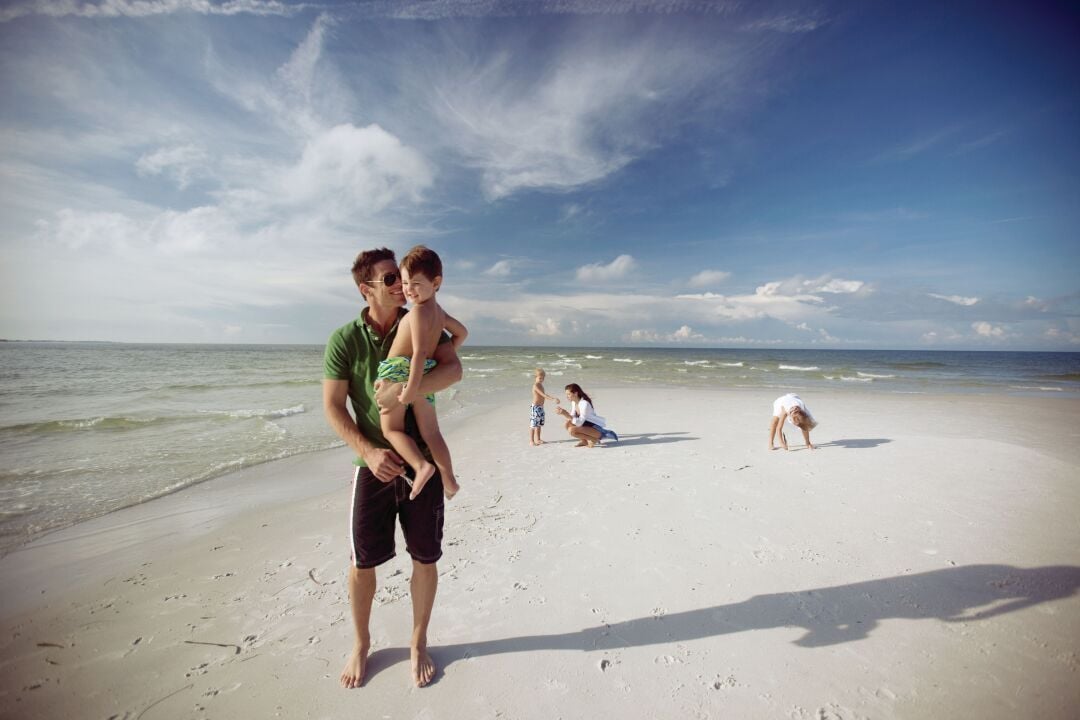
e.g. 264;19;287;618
374;379;403;415
398;384;419;406
363;447;405;483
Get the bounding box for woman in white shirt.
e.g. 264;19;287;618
769;393;817;450
554;383;606;448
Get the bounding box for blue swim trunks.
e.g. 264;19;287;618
376;356;437;405
530;404;545;427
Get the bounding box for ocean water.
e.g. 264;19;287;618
1;342;1077;555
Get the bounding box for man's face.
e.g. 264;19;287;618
402;268;439;305
362;259;405;308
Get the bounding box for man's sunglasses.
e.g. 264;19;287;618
365;272;400;286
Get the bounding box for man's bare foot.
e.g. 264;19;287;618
408;462;437;501
411;646;436;687
443;475;460;500
340;643;369;689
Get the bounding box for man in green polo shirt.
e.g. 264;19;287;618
323;247;462;689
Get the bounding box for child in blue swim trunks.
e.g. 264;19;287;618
378;245;467;500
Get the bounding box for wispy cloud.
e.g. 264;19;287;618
929;293;979;306
872;125;963;163
0;0;306;23
485;260;514;277
427;22;770;199
741;13;827;34
135;144;212;190
343;0;740;22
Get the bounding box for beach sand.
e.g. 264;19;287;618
1;387;1078;719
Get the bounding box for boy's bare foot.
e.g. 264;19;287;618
340;643;369;689
408;462;436;501
443;475;460;500
412;645;436;687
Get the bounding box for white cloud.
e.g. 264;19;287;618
1024;296;1049;312
972;321;1006;338
671;324;704;341
485;260;514;277
815;279;865;294
278;123;434;218
527;318;561;336
576;254;636;282
688;269;731;288
929;293;979;306
136;144;211;189
753;275;866;297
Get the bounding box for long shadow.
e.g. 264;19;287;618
361;564;1079;685
816;438;892;449
607;433;698;447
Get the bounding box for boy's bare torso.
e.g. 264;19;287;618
532;381;548;405
391;300;445;358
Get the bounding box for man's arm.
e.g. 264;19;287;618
418;335;462;395
323;379;404;482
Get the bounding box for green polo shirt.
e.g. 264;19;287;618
323;307;449;467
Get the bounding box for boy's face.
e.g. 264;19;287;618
401;268;440;305
536;371;545;381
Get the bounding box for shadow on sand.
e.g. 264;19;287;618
603;432;697;447
816;438;892;449
360;564;1079;685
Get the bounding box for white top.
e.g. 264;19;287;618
571;398;606;428
772;393;817;429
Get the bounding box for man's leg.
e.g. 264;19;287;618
341;566;376;688
410;560;438;687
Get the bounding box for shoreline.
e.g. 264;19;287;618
1;387;1078;718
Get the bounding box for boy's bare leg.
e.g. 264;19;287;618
410;560;438;687
413;400;458;500
341;566;375;689
380;406;436;500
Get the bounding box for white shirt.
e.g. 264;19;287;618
570;398;606;428
772;393;816;428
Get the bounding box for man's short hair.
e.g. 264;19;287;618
400;245;443;281
351;247;396;288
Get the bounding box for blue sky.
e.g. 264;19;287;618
1;0;1077;349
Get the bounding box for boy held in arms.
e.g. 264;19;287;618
530;368;560;446
377;245;467;500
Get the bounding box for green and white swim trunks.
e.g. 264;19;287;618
376;356;437;404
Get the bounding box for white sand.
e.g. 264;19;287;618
1;387;1078;719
